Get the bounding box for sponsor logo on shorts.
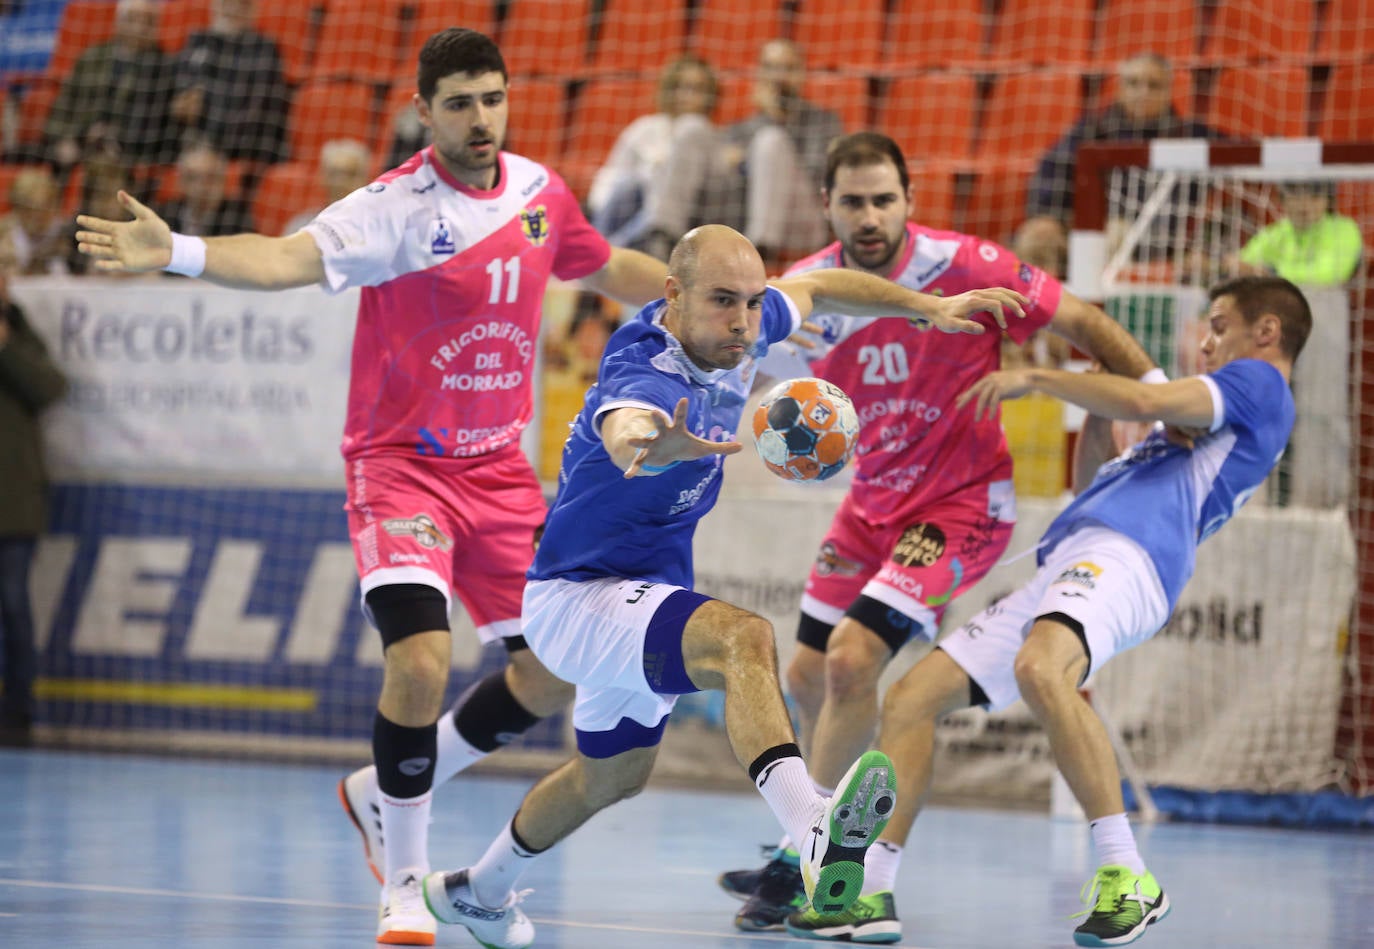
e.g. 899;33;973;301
382;513;453;550
815;542;862;577
892;523;946;569
1053;561;1102;589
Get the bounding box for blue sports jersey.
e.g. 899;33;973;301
1040;359;1294;610
529;286;801;587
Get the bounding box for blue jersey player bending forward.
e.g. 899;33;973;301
782;274;1311;948
419;224;1028;948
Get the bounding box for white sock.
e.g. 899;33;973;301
470;818;544;909
862;840;902;895
432;708;490;785
380;790;432;881
754;755;824;852
1089;812;1145;873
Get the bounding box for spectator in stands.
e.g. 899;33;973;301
0;227;69;748
1008;215;1072;369
170;0;288;166
384;100;431;171
586;55;719;256
1231;181;1364;286
1025;52;1215;260
43;0;175;176
1;167;69;275
712;39;843;264
158;142;253;239
281;138;375;235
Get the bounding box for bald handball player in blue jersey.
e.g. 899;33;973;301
417;224;1028;948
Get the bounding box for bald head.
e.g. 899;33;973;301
668;225;764;289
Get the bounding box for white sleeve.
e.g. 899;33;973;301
1199;374;1226;433
303;188;408;293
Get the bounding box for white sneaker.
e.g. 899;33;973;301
377;870;437;946
422;868;535;949
338;766;385;884
800;749;898;915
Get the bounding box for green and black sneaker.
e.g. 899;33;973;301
1072;865;1171;946
785;891;901;944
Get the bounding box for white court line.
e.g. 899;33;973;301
0;877;937;947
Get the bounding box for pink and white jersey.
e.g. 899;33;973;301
768;222;1062;522
306;147;611;461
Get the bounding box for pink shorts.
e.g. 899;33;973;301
801;479;1016;640
344;445;545;641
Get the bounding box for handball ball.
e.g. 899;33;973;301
752;377;859;482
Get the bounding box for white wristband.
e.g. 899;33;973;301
165;233;207;277
1139;368;1169;385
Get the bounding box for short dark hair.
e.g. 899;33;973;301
1209;275;1312;361
824;132;910;194
417;28;507;102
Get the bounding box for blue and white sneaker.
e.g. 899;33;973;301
422;868;534;949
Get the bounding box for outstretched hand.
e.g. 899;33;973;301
914;287;1029;335
954;368;1034;420
623;398;742;478
74;191;173;273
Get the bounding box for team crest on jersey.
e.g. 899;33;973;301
382;514;453;550
1018;263;1033;284
1054;561;1102;588
520;206;550;246
429;217;456;255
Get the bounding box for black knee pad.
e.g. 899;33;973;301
845;594;928;654
365;583;449;648
451;671;541;752
796;612;835;651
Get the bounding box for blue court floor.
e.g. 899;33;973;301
0;748;1369;948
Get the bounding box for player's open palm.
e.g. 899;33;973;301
925;287;1028;334
75;190;173;274
624;398;742;477
955;368;1034;420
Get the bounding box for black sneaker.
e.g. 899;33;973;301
718;845;795;901
732;850;805;931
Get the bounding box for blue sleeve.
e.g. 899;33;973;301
1210;360;1286;435
597;350;689;419
761;285;802;346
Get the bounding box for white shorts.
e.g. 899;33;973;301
937;525;1170;711
522;577;709;754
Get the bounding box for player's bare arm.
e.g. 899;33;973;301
771;267;1027;334
579;246;670;307
75;190;326;290
600;398;743;479
1048;291;1158;379
957;368;1217;430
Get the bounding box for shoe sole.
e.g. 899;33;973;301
786;919;903;944
376;928;436;947
337;777;384;885
1073;892;1171;947
808;751;897;915
717;871;759;901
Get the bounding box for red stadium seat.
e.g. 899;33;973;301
46;1;119;80
908;163;958;232
13;79;59;149
976;71;1083;164
505;78;569;168
1317;0;1374;64
499;0;592;77
589;0;690;76
806;74;870;132
1202;0;1316;64
288;81;379;164
311;0;407;84
879;2;984;75
988;0;1095;69
1318;63;1374;143
713;73;755;126
158;0;212;54
257;0;325;86
791;0;885;72
689;0;788;75
560;77;657;199
1095;0;1200;67
404;1;498;76
960;164;1034;245
252;162;321;235
1207;65;1310;138
874;74;979;164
